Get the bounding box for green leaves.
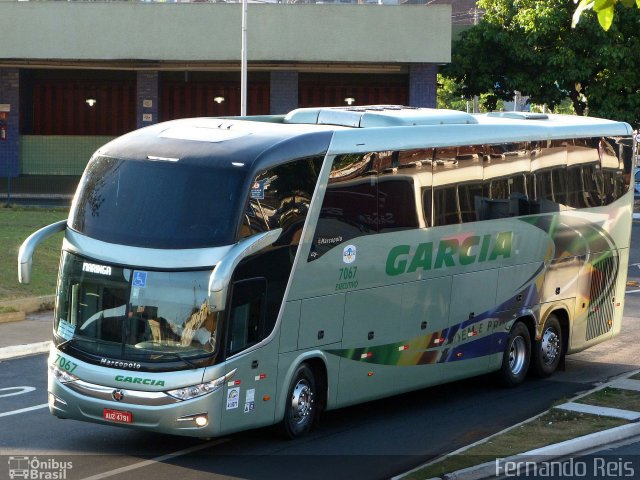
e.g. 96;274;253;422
443;0;640;126
573;0;639;30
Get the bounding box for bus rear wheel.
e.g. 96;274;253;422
499;321;531;387
531;315;563;377
281;363;317;439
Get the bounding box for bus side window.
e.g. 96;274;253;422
378;178;419;232
239;156;323;244
600;137;627;204
422;187;432;227
226;278;267;357
310;153;379;261
433;185;460;226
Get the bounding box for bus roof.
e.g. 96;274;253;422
96;106;633;168
312;106;633;155
96;117;336;173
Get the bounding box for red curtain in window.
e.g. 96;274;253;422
160;81;269;121
32;79;136;135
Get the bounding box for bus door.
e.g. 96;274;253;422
220;278;280;433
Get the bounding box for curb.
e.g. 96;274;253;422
0;295;55;315
433;423;640;480
0;341;51;360
399;369;640;480
0;310;26;324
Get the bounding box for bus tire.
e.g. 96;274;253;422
281;363;317;439
531;314;563;378
499;321;531;387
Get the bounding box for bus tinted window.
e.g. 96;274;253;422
378;178;419;232
566;138;603;209
310;153;379;260
310;136;631;258
70;156;245;249
432;147;484;226
310;151;422;260
600;138;627;202
240;156;323;246
433;185;459;225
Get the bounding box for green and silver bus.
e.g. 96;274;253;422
19;106;636;438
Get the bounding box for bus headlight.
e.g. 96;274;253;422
166;374;227;401
49;364;79;384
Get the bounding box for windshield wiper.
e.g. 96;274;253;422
56;334;101;349
151;352;201;369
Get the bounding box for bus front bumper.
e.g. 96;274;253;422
48;374;224;438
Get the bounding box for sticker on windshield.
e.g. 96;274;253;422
250;180;266;200
132;271;147;288
226;387;240;410
56;319;76;341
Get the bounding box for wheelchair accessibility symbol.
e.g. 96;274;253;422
132;271;147;287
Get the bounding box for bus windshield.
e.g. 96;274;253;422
54;252;219;363
69;155;246;249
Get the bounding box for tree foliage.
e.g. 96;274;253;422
573;0;640;31
442;0;640;126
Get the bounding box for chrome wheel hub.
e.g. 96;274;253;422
509;336;527;376
541;328;560;365
291;379;313;425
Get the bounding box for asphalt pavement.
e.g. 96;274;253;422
0;294;640;480
2;307;640;480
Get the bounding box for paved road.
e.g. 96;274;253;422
1;225;640;480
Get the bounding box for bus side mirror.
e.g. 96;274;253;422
18;220;67;284
208;228;282;312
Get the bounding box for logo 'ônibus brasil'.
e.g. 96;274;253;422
386;231;513;276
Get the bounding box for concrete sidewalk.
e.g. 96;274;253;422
0;310;53;359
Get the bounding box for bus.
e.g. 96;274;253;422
19;106;636;439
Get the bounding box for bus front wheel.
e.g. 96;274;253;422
531;315;563;377
499;321;531;387
281;363;317;439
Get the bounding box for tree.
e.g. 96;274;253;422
437;74;505;112
437;74;467;111
573;0;640;31
442;0;640;126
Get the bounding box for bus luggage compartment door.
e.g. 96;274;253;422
337;284;405;405
440;268;500;381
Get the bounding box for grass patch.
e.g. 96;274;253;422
0;206;68;301
405;410;627;479
630;373;640;381
0;306;17;314
576;387;640;412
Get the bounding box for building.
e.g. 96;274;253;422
0;1;458;201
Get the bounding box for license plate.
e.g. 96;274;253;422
103;408;133;424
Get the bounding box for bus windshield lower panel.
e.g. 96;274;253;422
54;252;218;363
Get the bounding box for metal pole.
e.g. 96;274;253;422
473;7;479;113
241;0;248;116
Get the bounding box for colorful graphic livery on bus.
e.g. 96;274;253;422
19;106;636;439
